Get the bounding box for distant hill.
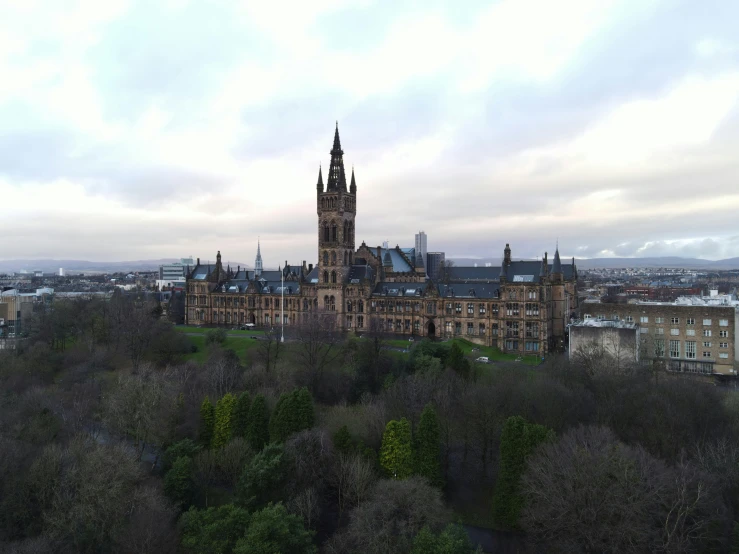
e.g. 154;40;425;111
449;257;739;270
0;259;251;274
3;255;738;275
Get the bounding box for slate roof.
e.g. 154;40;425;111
372;281;426;296
446;266;501;281
438;283;500;298
306;266;320;284
190;263;214;280
348;264;375;283
447;260;575;283
376;247;413;273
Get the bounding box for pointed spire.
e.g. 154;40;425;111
339;164;347;192
350;166;356;194
332;120;341;151
254;239;263;277
316;164;323;192
552;245;562;275
326;122;346;192
503;243;511;267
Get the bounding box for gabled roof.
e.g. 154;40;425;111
348;264;375;283
376;247;413;273
190;263;214;280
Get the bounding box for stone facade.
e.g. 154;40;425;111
185;126;579;355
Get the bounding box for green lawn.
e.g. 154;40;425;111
184;335;262;363
175;325;264;338
450;338;541;366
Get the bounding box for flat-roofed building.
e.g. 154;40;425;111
582;292;738;375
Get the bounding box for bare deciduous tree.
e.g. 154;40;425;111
294;312;343;395
204;347;243;398
521;425;726;553
329;451;376;520
258;325;283;373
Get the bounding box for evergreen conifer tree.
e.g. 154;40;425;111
297;387;315;429
379;417;413;479
232;391;251;439
493;415;554;529
415;403;443;487
212;393;236;448
269;388;315;443
199;397;215;447
246;394;270;451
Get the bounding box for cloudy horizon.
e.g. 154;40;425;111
1;0;738;267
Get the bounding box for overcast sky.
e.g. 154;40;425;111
1;0;738;266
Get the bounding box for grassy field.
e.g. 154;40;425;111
449;338;541;366
176;325;539;366
175;325;264;338
183;334;262;363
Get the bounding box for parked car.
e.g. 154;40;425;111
475;356;489;363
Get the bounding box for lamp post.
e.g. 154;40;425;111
281;268;284;343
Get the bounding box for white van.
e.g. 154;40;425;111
475;356;489;363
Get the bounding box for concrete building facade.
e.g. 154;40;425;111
582;293;738;375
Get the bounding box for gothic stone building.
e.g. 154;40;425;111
185;125;578;355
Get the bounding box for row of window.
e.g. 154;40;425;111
321;220;354;244
322;250;353;266
588;313;730;326
653;339;730;360
646;327;730;338
504;340;540;352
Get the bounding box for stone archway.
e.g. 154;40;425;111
427;321;436;338
249;313;256;325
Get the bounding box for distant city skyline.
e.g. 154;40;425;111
1;0;738;262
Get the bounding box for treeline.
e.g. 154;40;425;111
1;296;739;553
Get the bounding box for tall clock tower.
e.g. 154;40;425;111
316;123;357;291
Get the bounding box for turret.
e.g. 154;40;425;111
552;247;562;276
316;165;323;193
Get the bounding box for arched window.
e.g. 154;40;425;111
344;251;348;265
358;300;364;313
349;251;353;264
343;221;348;241
314;298;318;308
324;295;329;309
331;251;337;265
321;198;325;209
331;271;337;283
347;301;353;312
323;271;329;283
349;222;354;244
331;222;337;242
323;223;329;242
330;296;336;311
323;251;328;265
